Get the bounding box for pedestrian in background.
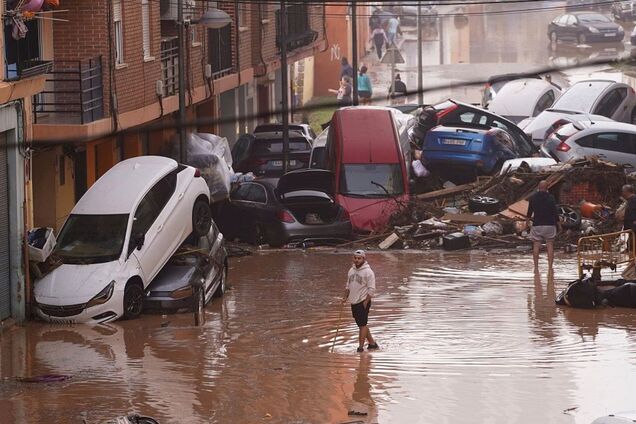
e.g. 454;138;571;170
527;180;560;273
371;27;388;60
340;57;353;80
386;16;400;47
329;76;352;107
621;184;636;250
388;74;408;104
357;65;373;105
343;250;379;353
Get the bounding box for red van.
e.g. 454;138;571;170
327;107;410;233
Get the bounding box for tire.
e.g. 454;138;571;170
213;264;227;298
550;31;558;43
468;195;502;215
123;283;144;320
559;205;582;230
578;33;586;45
192;199;212;238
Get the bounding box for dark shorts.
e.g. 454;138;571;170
359;90;372;99
351;300;371;327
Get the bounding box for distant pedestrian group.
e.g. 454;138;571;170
330;57;374;107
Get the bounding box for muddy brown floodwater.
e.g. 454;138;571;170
2;250;636;423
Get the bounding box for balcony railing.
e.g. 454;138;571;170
161;37;179;97
32;56;104;125
208;26;234;79
276;4;318;51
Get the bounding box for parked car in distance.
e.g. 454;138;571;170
328;107;411;233
432;99;537;157
309;128;328;169
216;169;352;247
253;122;316;141
481;73;543;108
548;12;624;44
144;224;227;313
612;1;636;20
232;130;312;179
488;78;562;123
592;410;636;423
34;156;212;324
422;124;524;182
541;120;636;167
522;79;636;143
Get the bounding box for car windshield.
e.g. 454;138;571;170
578;13;610;23
340;164;404;197
55;214;129;264
553;82;610;112
253;138;310;155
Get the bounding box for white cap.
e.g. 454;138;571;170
353;249;366;257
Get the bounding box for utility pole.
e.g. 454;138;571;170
280;0;290;174
351;0;358;105
417;1;423;105
177;0;187;163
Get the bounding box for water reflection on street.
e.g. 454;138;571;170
3;250;636;423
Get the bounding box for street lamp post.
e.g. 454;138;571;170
417;1;423;105
177;0;232;164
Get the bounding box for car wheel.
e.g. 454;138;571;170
578;33;586;45
559;205;582;230
468;195;502;215
213;264;227;298
123;283;144;320
192;199;212;238
550;31;558;43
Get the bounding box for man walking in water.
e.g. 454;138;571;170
344;250;379;352
527;180;560;273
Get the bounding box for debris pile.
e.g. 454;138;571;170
369;158;628;252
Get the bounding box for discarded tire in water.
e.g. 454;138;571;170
468;195;501;215
559;205;581;230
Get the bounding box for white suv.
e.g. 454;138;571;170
34;156;211;324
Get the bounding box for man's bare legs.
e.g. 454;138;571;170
533;241;541;272
358;326;376;349
547;240;555;273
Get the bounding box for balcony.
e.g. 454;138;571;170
161;36;179;97
32;57;105;125
4;17;52;81
208;25;234;79
276;4;318;51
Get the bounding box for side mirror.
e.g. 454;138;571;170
134;233;145;251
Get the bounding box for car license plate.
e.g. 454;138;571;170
272;160;283;167
442;138;466;146
289;160;297;166
604;32;616;37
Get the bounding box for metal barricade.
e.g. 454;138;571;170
577;230;635;278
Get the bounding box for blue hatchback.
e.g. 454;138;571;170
422;124;521;176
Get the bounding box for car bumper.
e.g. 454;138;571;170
35;292;124;324
425;152;498;173
280;221;353;243
143;295;195;313
585;33;624;43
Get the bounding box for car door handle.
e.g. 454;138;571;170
178;192;185;201
157;224;164;233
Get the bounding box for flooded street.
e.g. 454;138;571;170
3;250;636;423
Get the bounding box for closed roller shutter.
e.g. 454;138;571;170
0;133;10;320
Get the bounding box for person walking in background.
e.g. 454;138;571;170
386;16;400;46
340;57;353;80
621;184;636;250
329;76;353;107
357;66;373;105
527;180;560;273
343;250;379;353
388;74;408;104
371;27;388;60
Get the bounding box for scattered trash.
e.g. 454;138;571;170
348;411;369;416
379;233;400;250
482;221;504;236
443;233;471;251
463;225;482;236
17;374;71;383
27;227;56;262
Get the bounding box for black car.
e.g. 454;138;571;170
232;130;312;179
548;12;624;44
425;99;537;157
215;169;352;247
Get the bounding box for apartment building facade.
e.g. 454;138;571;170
0;0;326;324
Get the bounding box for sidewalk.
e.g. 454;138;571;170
360;35;412;105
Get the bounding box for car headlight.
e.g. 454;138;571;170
86;281;115;308
170;285;194;299
588;27;600;33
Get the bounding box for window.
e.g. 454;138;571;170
557;15;569;25
340;164;404;197
130;170;178;241
142;0;151;59
594;89;626;118
56;214;129;264
252;138;311;155
577;134;595;148
231;183;252;201
566;15;577;26
533;91;556;117
594;132;636;154
113;0;124;65
245;184;267;203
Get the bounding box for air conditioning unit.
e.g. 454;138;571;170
160;0;196;21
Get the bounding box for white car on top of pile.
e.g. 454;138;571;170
34;156;212;324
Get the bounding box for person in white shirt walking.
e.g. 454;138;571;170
343;250;379;353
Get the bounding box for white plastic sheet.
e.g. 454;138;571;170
180;133;233;201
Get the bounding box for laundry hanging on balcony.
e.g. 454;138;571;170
4;0;62;40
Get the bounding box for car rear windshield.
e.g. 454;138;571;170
555;124;580;140
55;214;129;264
253;138;310;155
553;82;611;112
578;13;610;23
340;164;404;197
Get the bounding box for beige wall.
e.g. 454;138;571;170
31;147;75;231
